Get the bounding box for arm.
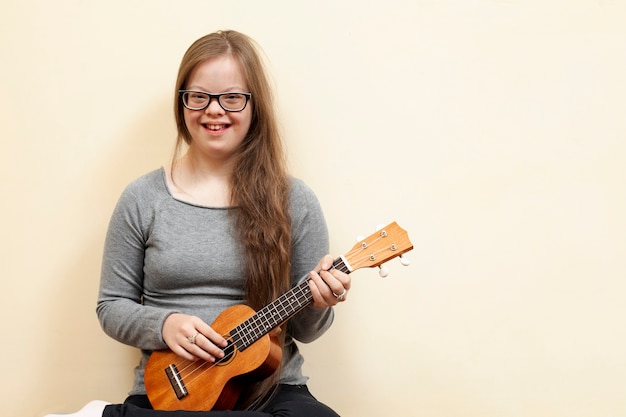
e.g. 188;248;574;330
286;179;342;343
96;184;174;351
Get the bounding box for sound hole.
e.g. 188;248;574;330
217;339;237;366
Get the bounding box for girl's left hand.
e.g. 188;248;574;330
307;254;351;308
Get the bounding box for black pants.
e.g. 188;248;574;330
103;385;340;417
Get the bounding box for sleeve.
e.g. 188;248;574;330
95;183;175;350
286;179;335;343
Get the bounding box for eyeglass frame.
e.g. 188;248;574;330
179;90;252;112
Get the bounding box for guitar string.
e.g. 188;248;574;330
170;256;360;388
164;245;372;393
173;282;323;389
345;236;392;265
342;232;391;267
175;283;316;389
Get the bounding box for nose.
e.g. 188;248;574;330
204;97;224;115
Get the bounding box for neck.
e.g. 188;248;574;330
183;148;235;179
168;152;234;207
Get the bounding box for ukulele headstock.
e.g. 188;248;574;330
342;222;413;274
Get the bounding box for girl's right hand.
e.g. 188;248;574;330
162;313;228;362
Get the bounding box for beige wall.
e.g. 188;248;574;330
2;1;625;416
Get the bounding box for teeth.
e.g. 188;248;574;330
207;124;226;131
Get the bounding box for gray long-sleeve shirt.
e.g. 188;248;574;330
97;168;333;396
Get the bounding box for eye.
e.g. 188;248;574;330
223;93;242;101
190;93;208;102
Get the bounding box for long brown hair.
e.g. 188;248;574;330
172;30;291;409
173;30;292;310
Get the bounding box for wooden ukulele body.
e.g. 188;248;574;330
145;304;282;411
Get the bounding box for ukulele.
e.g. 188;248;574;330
144;221;413;411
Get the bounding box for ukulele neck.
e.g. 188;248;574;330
230;257;350;350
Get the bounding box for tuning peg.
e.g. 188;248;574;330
399;255;410;266
376;224;385;231
356;235;365;242
378;265;389;278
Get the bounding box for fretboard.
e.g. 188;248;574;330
230;257;350;350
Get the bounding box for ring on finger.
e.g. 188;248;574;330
187;332;199;344
333;288;347;301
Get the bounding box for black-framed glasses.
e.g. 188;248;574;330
179;90;252;112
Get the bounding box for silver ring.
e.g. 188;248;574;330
187;332;199;344
333;288;347;301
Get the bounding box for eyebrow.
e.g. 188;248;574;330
187;85;247;92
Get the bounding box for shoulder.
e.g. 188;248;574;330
118;168;168;204
288;176;327;234
123;168;166;194
107;168;170;238
111;168;169;223
288;177;320;207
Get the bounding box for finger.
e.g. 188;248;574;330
310;254;334;276
184;334;225;363
318;254;334;271
194;333;228;359
194;321;228;347
319;270;343;299
308;270;340;306
178;331;203;360
319;269;351;301
171;346;193;361
329;268;351;290
184;323;229;360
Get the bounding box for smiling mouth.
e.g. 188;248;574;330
204;124;228;131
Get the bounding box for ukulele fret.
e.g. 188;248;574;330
230;258;351;350
232;281;313;350
332;257;349;273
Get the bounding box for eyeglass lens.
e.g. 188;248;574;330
182;91;248;111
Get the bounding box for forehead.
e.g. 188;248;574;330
187;55;248;91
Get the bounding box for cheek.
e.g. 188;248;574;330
237;109;253;132
183;109;198;127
